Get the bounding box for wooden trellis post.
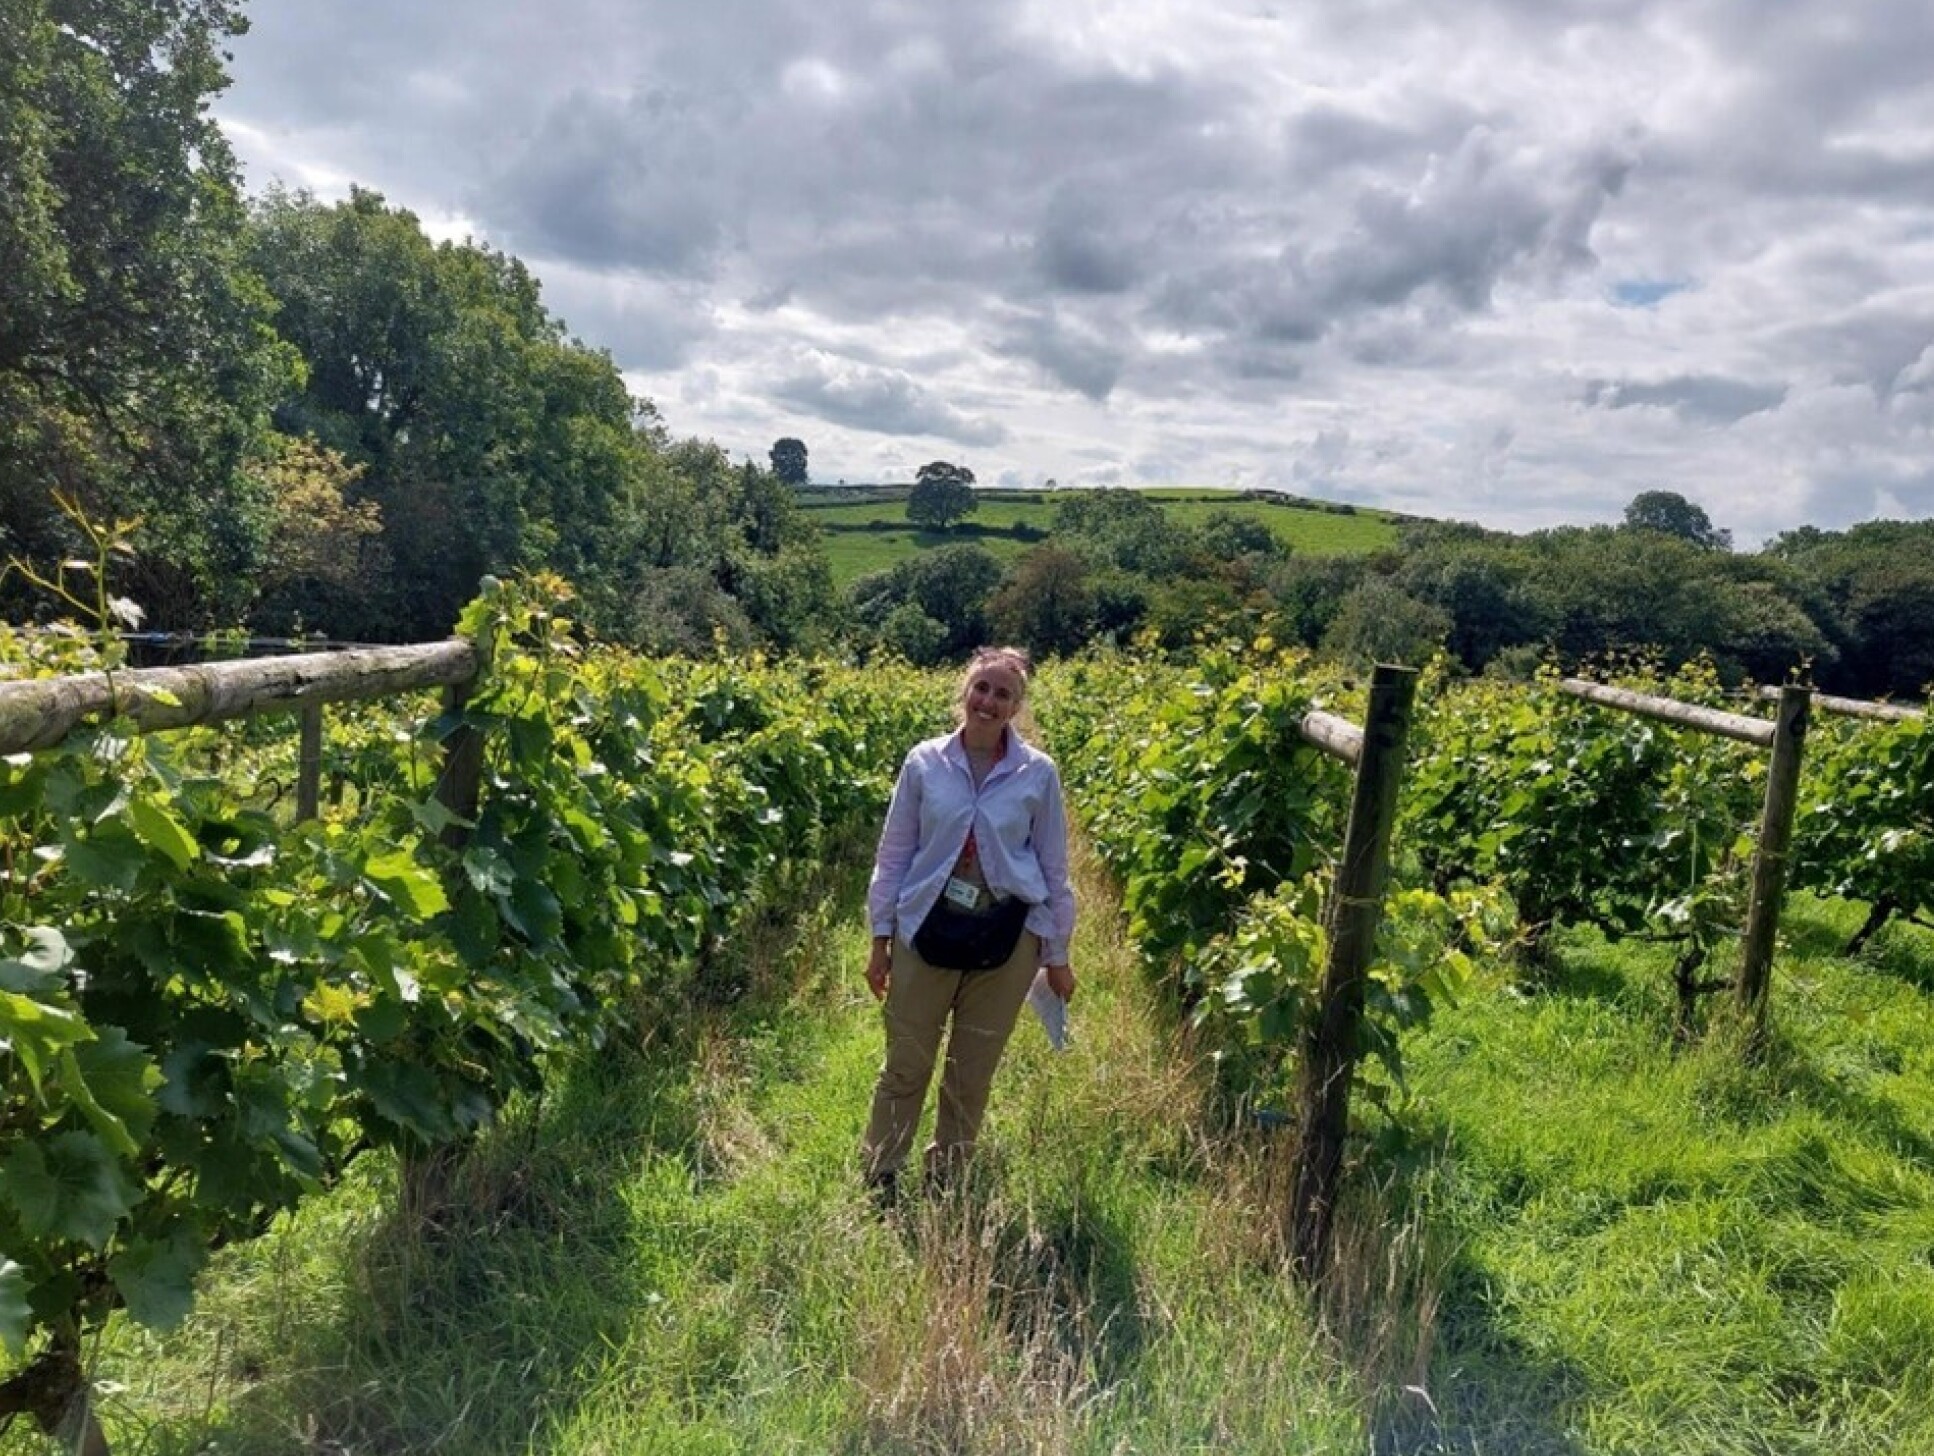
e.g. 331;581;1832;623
1738;684;1810;1022
1558;678;1812;1032
1289;662;1418;1281
296;704;324;822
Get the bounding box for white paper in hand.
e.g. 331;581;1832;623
1027;967;1070;1051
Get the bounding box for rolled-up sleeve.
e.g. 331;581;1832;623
867;754;921;938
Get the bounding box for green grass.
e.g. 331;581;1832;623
1389;900;1934;1454
42;860;1934;1453
799;487;1402;588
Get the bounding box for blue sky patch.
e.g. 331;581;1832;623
1612;279;1691;308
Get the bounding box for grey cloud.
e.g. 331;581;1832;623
1584;376;1789;424
997;310;1126;401
1314;129;1627;313
771;356;1007;447
483;89;730;274
1033;190;1141;295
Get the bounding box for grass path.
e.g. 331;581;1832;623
79;835;1386;1455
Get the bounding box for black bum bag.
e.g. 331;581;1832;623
913;896;1031;971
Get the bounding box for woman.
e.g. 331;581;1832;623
861;646;1077;1203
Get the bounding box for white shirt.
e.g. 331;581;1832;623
867;726;1075;965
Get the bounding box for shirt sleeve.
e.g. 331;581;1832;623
1033;760;1076;965
867;750;922;938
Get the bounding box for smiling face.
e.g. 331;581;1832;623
959;662;1024;744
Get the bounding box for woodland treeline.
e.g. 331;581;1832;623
3;0;1931;700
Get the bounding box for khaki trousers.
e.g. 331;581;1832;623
861;929;1040;1183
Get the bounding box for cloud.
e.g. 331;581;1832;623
1583;375;1790;425
996;309;1126;400
769;351;1008;447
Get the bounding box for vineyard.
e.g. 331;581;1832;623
3;606;1934;1452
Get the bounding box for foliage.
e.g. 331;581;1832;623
0;575;939;1433
0;0;294;627
906;462;978;531
1621;488;1732;551
1766;520;1934;699
1041;646;1482;1104
1790;708;1934;948
984;545;1098;657
1400;665;1766;1019
768;436;808;485
1318;575;1452;669
245;188;642;642
847;543;1000;664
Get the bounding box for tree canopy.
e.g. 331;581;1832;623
769;437;809;485
1622;490;1732;551
907;461;978;531
246;187;641;639
1;0;294;625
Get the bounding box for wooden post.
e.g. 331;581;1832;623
1290;663;1418;1281
433;681;483;851
1737;684;1810;1023
295;704;323;822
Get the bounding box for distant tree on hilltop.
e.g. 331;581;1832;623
769;437;809;485
1622;490;1731;551
907;461;978;530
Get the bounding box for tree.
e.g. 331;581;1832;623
907;461;978;531
1621;490;1732;551
986;545;1097;656
0;0;294;625
769;437;809;485
1050;488;1191;576
1199;510;1286;563
848;542;999;661
1319;575;1452;667
247;188;641;639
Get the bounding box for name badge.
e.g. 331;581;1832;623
943;876;985;910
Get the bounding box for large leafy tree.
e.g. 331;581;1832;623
768;436;808;485
907;461;978;531
1621;489;1732;551
0;0;293;624
1768;520;1934;698
247;188;641;639
848;542;999;663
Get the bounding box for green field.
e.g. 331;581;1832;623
797;487;1403;587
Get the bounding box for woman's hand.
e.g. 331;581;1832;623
865;937;893;1000
1045;963;1075;1002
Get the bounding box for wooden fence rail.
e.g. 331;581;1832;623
1756;685;1923;722
0;640;481;828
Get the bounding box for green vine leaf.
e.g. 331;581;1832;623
127;793;200;870
363;848;450;920
109;1230;205;1331
1;1131;140;1247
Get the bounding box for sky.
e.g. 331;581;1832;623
213;0;1934;547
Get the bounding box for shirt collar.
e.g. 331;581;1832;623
944;724;1023;771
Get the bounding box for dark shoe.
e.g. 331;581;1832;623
865;1170;899;1213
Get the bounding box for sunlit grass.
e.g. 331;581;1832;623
802;487;1402;587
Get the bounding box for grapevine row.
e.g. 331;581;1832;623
0;579;942;1442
